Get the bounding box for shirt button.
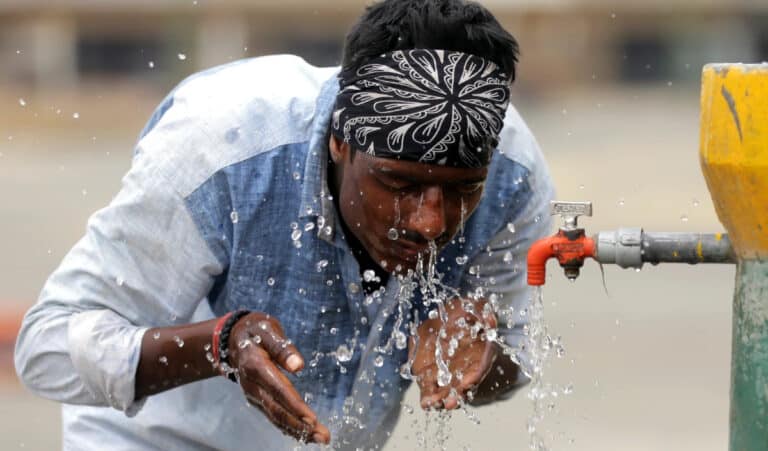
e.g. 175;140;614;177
348;283;360;294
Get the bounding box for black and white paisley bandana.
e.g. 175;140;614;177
331;49;511;168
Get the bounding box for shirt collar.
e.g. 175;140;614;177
299;70;341;244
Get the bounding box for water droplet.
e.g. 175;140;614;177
428;310;438;320
230;210;239;224
291;229;302;241
363;269;377;282
316;259;328;272
456;255;468;265
336;344;352;363
267;277;275;286
152;332;160;340
394;331;407;350
579;184;585;190
304;222;315;232
173;335;185;348
148;61;155;69
177;53;187;61
692;199;700;207
18;98;26;107
507;222;516;233
115;276;124;286
618;198;625;207
680;213;689;222
158;356;168;365
503;252;513;264
387;228;399;240
610;12;616;18
437;369;452;387
485;328;498;342
330;327;338;335
373;356;384;367
292;171;301;180
72;112;80;119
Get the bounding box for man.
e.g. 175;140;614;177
15;0;554;449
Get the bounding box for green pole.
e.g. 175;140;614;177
730;261;768;450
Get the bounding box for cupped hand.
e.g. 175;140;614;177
409;297;498;410
227;312;331;444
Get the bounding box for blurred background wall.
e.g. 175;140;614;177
1;0;767;94
1;0;767;450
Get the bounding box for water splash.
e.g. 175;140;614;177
524;286;563;451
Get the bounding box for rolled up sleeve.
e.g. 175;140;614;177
14;105;225;414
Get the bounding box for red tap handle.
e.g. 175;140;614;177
527;230;596;286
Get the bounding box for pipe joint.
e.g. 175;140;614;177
595;227;644;269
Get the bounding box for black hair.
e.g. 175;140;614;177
341;0;519;82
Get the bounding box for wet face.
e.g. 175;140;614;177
329;136;488;273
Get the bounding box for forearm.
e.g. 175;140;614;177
134;318;221;399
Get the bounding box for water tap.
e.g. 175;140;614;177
527;201;596;285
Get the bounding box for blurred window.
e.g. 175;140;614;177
77;37;161;75
758;31;768;61
619;36;670;82
274;36;342;67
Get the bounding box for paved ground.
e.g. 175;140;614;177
0;81;734;450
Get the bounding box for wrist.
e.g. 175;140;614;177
212;310;250;380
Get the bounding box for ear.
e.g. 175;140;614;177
328;135;349;164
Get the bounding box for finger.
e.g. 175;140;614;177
456;341;498;394
241;346;318;427
254;320;304;373
442;391;461;410
417;369;451;409
312;421;331;445
242;380;316;443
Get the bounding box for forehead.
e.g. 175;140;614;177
357;152;488;183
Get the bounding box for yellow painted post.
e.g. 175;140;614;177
700;63;768;451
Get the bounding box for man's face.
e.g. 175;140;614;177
329;137;488;273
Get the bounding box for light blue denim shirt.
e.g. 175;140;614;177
15;55;555;451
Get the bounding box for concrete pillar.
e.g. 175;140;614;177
25;15;78;91
700;63;768;451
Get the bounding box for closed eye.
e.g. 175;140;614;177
455;182;485;194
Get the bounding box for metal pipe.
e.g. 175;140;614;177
594;229;735;268
641;232;735;264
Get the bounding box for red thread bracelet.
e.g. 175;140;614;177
212;312;233;368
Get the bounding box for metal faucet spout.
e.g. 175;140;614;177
527;231;596;286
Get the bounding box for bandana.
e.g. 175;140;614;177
331;49;511;168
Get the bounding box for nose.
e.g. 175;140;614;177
408;185;447;242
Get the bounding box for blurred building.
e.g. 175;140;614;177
0;0;767;94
